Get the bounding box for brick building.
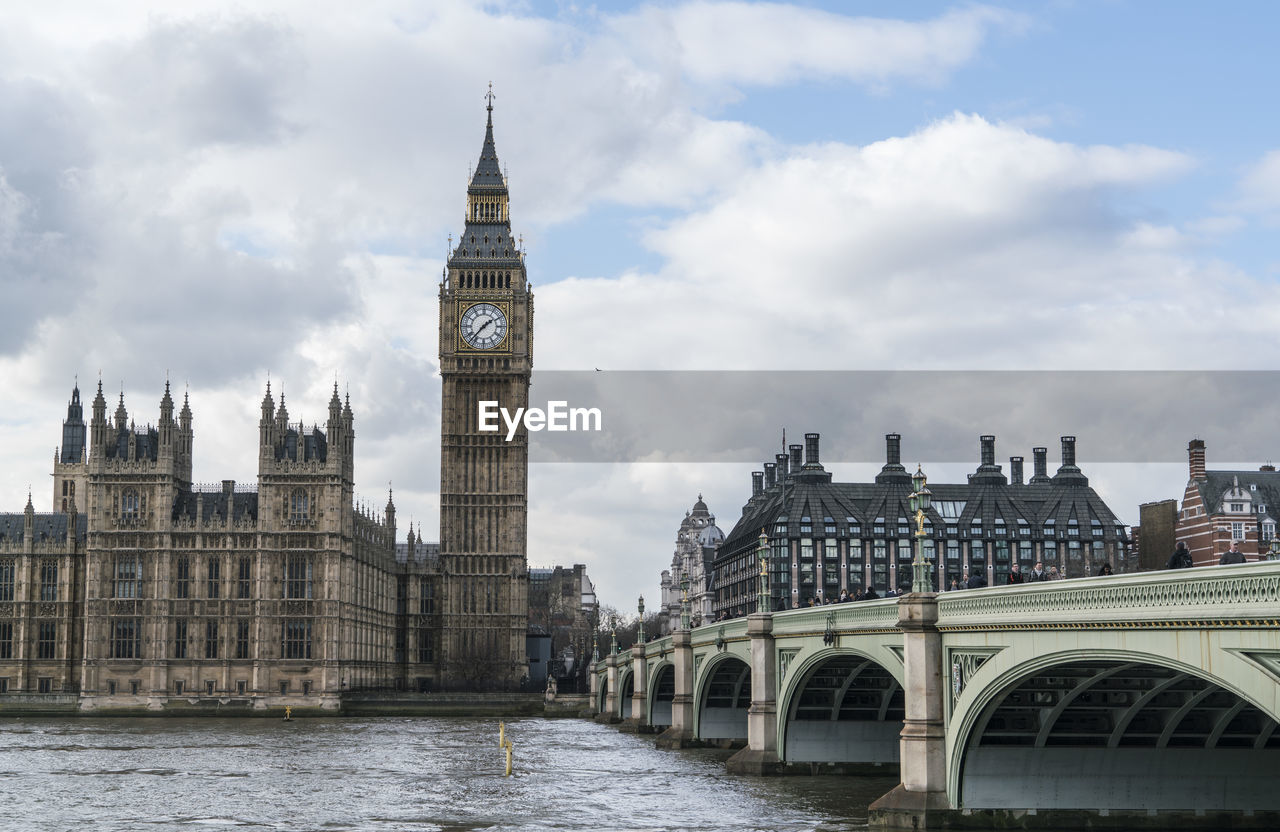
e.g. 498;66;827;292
1176;439;1278;564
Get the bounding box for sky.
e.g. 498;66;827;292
3;0;1280;610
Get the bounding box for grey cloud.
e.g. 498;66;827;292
94;16;303;148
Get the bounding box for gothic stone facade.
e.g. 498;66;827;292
437;97;532;687
0;381;443;707
657;496;723;634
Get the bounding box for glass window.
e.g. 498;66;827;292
0;621;12;659
419;578;434;615
282;619;312;659
121;488;140;520
934;501;966;520
285;557;313;599
206;558;220;599
236;620;250;659
111;619;139;659
174;620;187;659
0;559;12;601
417;629;433;663
114;556;140;599
290;489;309;523
37;621;56;659
1231;522;1244;541
40;560;57;602
175;557;190;599
237;557;252;599
205;620;219;659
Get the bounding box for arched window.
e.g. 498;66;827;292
121;489;140;520
290;489;309;523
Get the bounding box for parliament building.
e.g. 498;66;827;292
0;100;536;707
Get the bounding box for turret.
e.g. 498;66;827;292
90;380;107;457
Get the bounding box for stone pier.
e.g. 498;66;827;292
726;612;782;775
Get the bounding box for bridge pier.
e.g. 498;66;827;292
596;652;621;724
656;630;696;748
869;593;950;829
621;644;649;733
726;612;783;775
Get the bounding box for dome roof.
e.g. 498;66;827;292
698;523;725;546
691;493;710;515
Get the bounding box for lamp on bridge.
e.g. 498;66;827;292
908;464;934;593
637;594;646;644
680;573;690;630
1269;539;1280;561
610;614;618;654
757;527;770;614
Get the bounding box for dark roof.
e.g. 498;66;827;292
0;512;87;545
106;425;159;461
395;541;440;566
172;490;259;524
1195;470;1280;516
469;106;505;192
719;473;1127;560
275;426;327;463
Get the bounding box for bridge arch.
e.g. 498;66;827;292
777;647;905;765
647;660;675;728
694;652;751;742
616;666;634;719
596;676;608;714
950;647;1280;812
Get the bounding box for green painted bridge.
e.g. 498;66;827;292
590;562;1280;829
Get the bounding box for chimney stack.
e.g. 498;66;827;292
886;434;902;466
751;471;764;496
1031;447;1049;484
804;433;820;467
776;453;790;480
1010;456;1024;485
1060;436;1077;469
789;444;803;472
764;462;777;488
1189;439;1206;480
980;435;996;467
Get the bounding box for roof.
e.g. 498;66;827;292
0;512;87;545
469;103;505;192
718;472;1127;563
1194;470;1280;517
172;489;259;524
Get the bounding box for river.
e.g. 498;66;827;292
0;717;893;831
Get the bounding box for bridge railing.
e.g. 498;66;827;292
690;616;749;648
935;560;1280;629
769;597;901;636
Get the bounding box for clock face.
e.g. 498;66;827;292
459;302;508;350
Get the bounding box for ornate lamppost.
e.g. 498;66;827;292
637;594;646;644
680;573;690;630
908;464;934;593
609;613;618;654
1269;539;1280;561
756;528;770;613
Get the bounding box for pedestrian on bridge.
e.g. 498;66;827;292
1027;561;1050;581
1220;541;1247;565
1007;563;1024;584
1166;541;1193;569
1096;562;1114;576
966;570;987;589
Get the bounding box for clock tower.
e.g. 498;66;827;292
438;93;532;688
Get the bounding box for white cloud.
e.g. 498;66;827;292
0;2;1271;607
616;3;1027;88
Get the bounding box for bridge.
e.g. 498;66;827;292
590;562;1280;829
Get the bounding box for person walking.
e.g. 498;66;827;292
966;569;987;589
1007;563;1024;584
1047;566;1061;580
1220;541;1247;565
1166;541;1193;569
1027;561;1050;582
1096;562;1113;576
862;585;879;601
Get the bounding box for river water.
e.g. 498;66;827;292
0;717;892;832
